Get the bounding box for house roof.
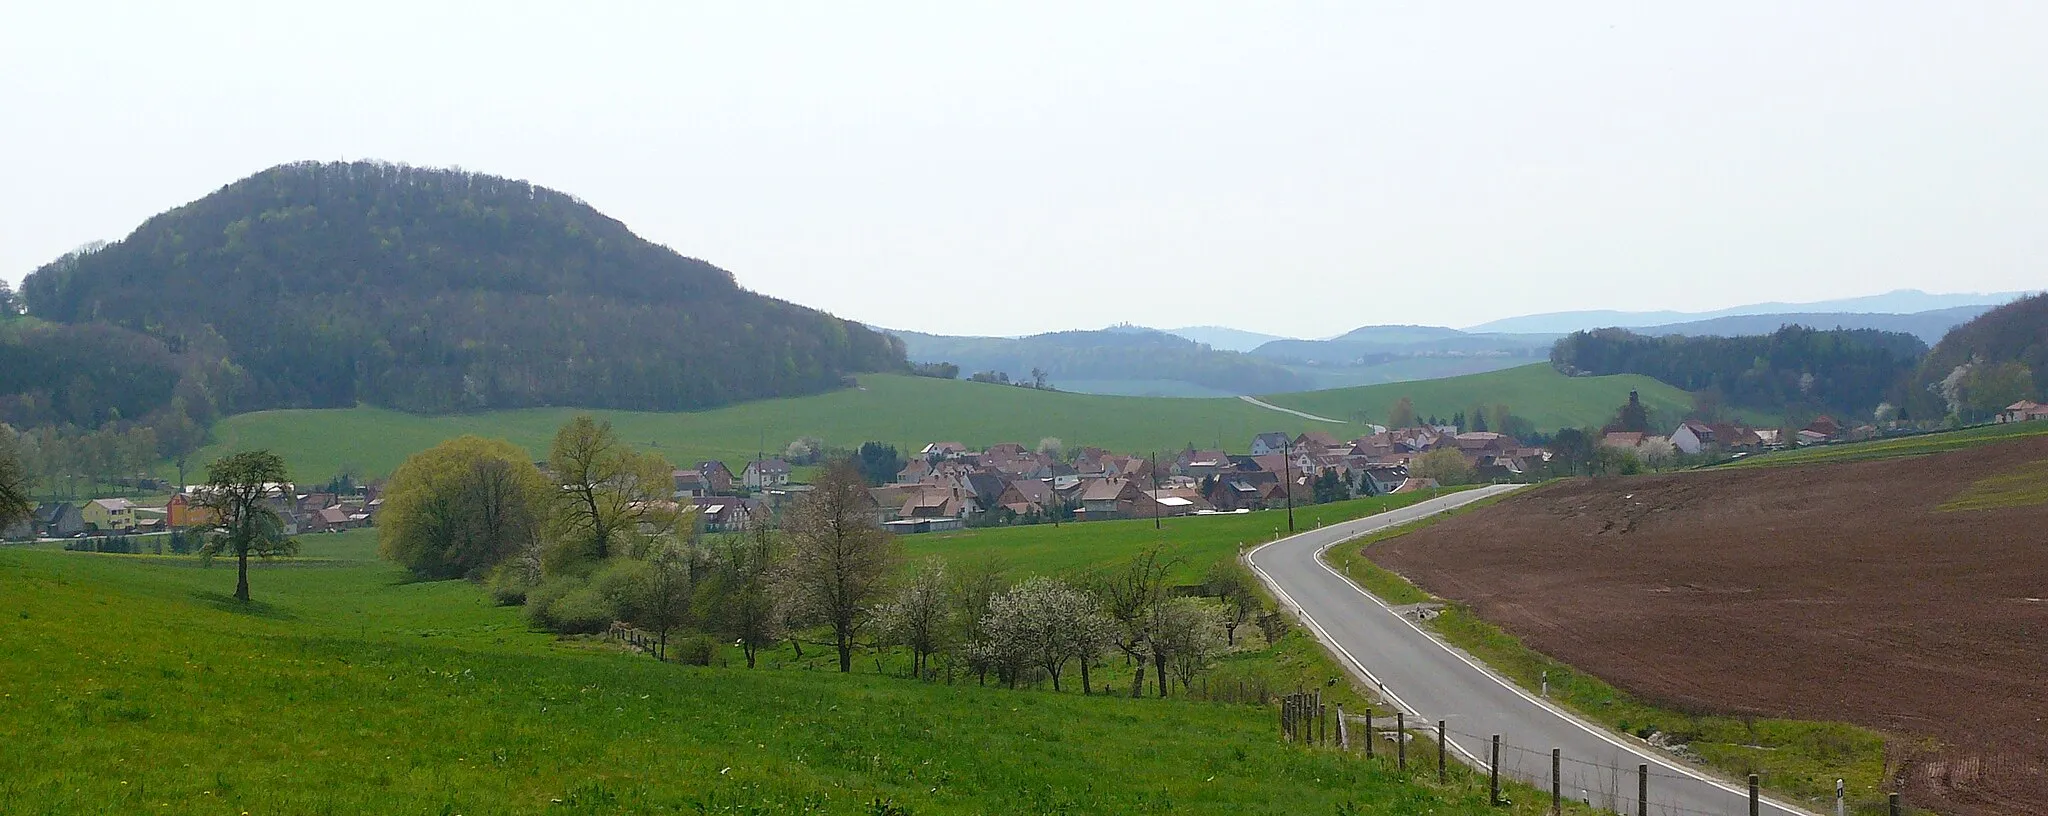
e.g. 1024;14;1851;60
90;498;136;511
749;459;791;473
1079;478;1132;502
2009;400;2044;411
1253;432;1290;447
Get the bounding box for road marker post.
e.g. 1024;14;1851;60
1365;711;1374;759
1749;774;1760;816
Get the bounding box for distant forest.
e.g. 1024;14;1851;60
1549;325;1928;420
1;161;905;492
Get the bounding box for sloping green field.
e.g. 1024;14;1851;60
189;365;1692;482
0;521;1586;815
1257;363;1703;430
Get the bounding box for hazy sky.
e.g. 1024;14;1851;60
3;2;2044;337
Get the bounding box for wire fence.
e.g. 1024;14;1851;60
1275;692;1912;816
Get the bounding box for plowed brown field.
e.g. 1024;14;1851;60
1372;436;2048;815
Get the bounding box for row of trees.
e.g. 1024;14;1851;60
374;418;1254;693
1383;396;1534;438
1550;325;1928;421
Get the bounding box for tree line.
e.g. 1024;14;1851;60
375;416;1257;695
1549;325;1927;421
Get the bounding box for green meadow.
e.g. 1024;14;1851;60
187;365;1692;482
3;500;1595;815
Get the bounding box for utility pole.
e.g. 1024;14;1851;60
1282;445;1296;533
1151;451;1161;530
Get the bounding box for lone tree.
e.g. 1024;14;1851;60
197;450;298;602
783;457;899;672
878;557;953;679
379;436;550;580
1098;545;1180;697
547;416;676;571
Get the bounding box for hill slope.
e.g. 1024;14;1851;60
1632;306;1992;343
19;160;902;417
1902;292;2048;421
893;327;1311;395
1464;289;2029;334
1;535;1573;815
190;365;1695;482
1255;363;1702;431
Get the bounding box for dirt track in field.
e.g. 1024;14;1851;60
1371;436;2048;816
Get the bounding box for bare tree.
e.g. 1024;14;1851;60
1097;546;1180;697
782;457;899;672
948;557;1008;684
878;557;952;679
1203;560;1261;646
704;525;782;668
640;539;701;661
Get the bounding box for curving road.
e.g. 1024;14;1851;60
1237;395;1346;423
1245;486;1814;816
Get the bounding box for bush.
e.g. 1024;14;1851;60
546;586;617;634
671;634;715;666
522;576;580;630
587;558;653;624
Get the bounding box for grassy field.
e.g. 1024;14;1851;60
905;491;1467;586
1721;420;2048;470
2;520;1600;814
1328;495;1899;815
187;365;1691;483
1257;363;1706;430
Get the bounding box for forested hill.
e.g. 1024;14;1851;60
1903;293;2048;422
1549;325;1927;421
18;161;904;419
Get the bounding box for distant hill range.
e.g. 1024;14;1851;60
5;161;903;435
1163;325;1288;353
1463;289;2032;334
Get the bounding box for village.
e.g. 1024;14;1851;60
15;394;2023;544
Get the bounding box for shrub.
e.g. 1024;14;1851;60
546;586;616;634
671;634;715;666
522;576;580;630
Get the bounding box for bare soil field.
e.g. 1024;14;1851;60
1372;436;2048;815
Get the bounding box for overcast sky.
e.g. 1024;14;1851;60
3;2;2043;337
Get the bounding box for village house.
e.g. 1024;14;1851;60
1249;432;1291;456
81;498;137;532
1357;464;1409;496
2000;400;2048;423
919;442;970;461
672;469;711;498
34;502;85;538
742;459;791;489
691;498;757;533
166;493;218;528
1076;477;1144;521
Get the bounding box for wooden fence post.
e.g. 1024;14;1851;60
1550;748;1561;816
1397;712;1406;771
1489;736;1501;806
1436;719;1446;783
1365;711;1375;759
1336;704;1347;749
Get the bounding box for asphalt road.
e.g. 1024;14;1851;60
1246;486;1814;816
